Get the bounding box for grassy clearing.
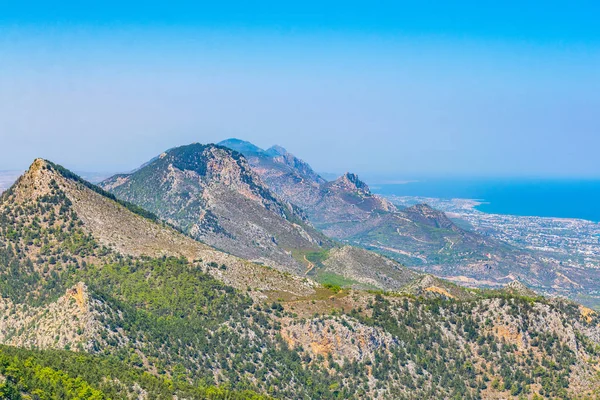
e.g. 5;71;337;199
315;271;359;288
291;248;331;268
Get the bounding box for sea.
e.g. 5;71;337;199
370;178;600;222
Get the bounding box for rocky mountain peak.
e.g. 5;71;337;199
29;158;48;171
5;158;63;202
218;139;326;186
154;143;283;207
331;172;370;193
22;158;54;182
99;143;330;274
505;280;538;297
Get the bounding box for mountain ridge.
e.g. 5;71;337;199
217;139;600;300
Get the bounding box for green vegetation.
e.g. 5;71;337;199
0;184;367;398
315;271;358;289
322;283;342;293
305;249;330;266
0;345;268;399
290;248;330;270
349;294;587;399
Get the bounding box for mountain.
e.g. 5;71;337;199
307;172;396;237
0;159;325;397
217;139;394;234
219;139;326;187
100;143;330;275
218;138;267;157
218;138;326;211
1;159;313;296
100;143;420;291
218;139;600;300
1;159;600;398
402;203;461;231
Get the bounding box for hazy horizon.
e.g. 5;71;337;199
1;2;599;178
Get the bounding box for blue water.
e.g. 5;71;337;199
370;178;600;222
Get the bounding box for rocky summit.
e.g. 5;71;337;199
218;138;327;211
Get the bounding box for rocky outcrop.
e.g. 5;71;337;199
281;316;397;364
402;274;476;300
0;283;128;352
402;203;460;231
504;280;538;297
328;173;371;195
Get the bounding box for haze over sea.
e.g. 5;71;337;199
371;178;600;223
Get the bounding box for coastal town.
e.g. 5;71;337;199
385;195;600;271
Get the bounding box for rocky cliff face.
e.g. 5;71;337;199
327;172;371;194
218;138;326;210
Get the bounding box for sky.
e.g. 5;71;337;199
1;1;599;178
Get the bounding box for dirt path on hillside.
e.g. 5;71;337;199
304;255;315;275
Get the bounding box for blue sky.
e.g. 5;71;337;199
1;1;599;177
